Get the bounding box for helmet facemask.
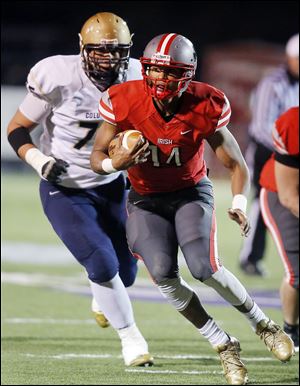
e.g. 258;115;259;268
141;59;195;100
80;36;132;91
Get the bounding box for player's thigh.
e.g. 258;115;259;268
264;190;299;288
126;203;178;283
104;190;135;263
104;193;138;287
100;174;128;229
39;180;118;264
175;200;220;281
95;179;138;283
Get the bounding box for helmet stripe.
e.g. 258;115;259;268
162;33;177;55
157;33;177;55
156;34;170;52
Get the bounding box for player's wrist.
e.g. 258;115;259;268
101;158;118;173
25;148;55;178
232;194;247;213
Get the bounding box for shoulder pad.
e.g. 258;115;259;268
26;55;78;104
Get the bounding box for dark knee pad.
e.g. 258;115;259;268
83;248;118;284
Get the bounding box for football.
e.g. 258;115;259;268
108;130;145;157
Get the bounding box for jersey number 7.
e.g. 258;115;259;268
74;121;99;149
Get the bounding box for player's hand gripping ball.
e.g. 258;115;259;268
108;130;145;157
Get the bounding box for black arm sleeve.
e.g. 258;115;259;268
7;127;33;157
274;151;299;169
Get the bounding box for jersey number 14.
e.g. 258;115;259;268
149;145;182;167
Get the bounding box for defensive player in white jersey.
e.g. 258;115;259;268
7;12;153;367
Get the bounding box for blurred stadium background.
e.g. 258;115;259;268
1;1;299;384
2;0;299;172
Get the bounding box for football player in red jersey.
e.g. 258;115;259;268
259;106;299;352
91;34;295;384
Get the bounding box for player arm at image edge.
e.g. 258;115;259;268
7;109;38;158
7;96;68;182
274;161;299;218
6;107;55;177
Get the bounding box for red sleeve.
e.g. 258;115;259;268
272;107;299;156
216;94;231;130
99;89;117;125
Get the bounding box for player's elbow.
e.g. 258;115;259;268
238;160;250;179
7;118;19;136
226;156;248;174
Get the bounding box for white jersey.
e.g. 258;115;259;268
19;55;142;188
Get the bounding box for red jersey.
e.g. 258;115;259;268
260;106;299;192
99;80;231;195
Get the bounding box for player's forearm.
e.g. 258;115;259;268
7;116;35;161
228;162;250;216
16;143;35;161
208;127;250;197
7;124;54;176
90;149;117;175
229;161;250;197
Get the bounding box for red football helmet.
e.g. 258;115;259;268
140;33;197;99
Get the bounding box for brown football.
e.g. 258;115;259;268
108;130;145;157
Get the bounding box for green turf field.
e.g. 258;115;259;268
1;172;299;385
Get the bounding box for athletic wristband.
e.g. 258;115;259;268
25;148;54;177
101;158;118;173
232;194;247;213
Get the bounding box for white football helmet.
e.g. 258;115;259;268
140;33;197;99
79;12;133;91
